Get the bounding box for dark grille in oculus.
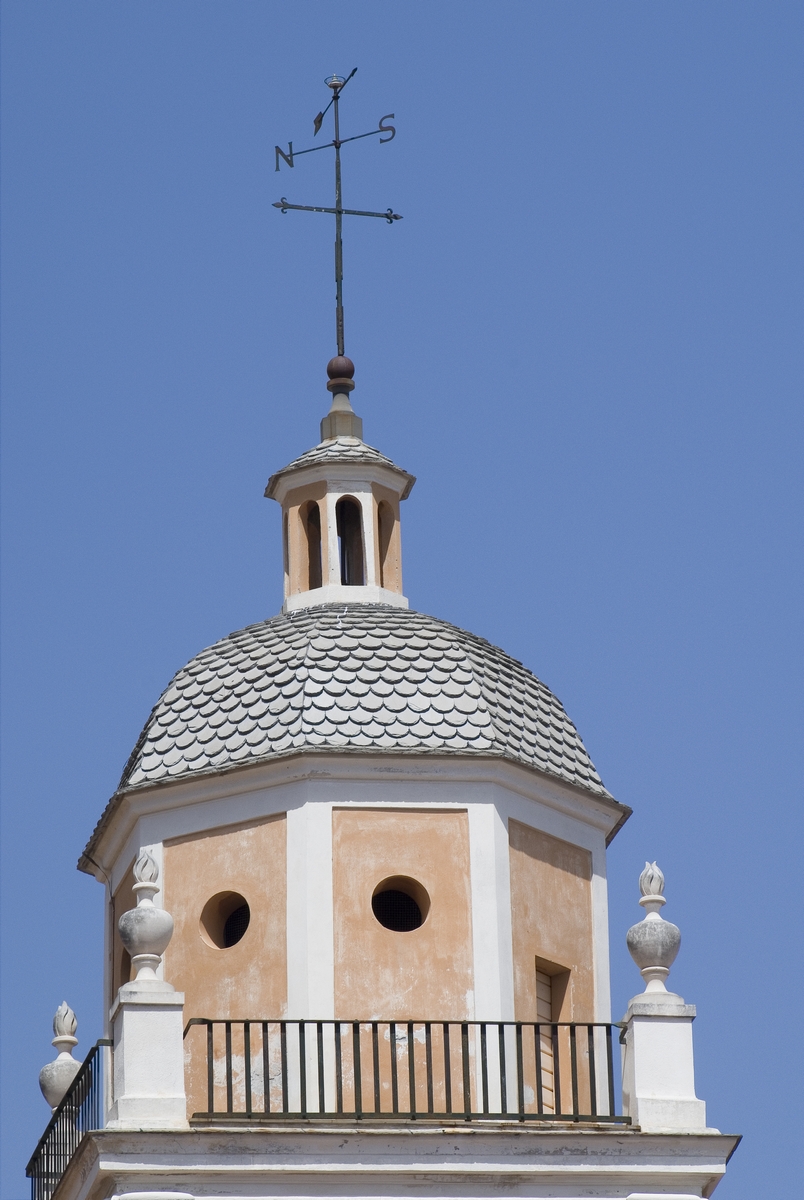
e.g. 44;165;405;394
372;889;423;932
223;903;251;947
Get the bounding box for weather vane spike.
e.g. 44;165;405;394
273;70;401;360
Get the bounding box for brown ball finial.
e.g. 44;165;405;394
326;355;355;393
326;355;354;379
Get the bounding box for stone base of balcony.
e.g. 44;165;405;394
57;1122;740;1200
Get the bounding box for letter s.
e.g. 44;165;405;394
378;114;396;144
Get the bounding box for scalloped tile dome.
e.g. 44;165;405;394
265;436;415;500
274;436;401;473
118;606;609;798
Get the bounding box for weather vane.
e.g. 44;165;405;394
273;69;401;358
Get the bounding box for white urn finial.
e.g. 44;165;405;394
39;1003;80;1111
626;860;681;993
118;849;174;982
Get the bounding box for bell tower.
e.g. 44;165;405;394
26;370;741;1200
24;67;740;1200
266;355;415;611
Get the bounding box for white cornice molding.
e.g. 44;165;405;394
80;751;630;889
270;460;413;506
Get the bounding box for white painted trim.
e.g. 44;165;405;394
91;752;626;891
104;777;613;903
284;584;408;612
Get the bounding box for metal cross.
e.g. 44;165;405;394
273;69;401;357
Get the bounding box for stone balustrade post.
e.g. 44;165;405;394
620;862;709;1133
106;850;188;1130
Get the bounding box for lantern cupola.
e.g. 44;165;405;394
265;357;415;612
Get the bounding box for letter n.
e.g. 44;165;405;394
275;142;294;172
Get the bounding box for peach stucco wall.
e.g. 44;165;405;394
371;482;402;593
162;814;287;1019
332;808;473;1020
283;481;328;595
163;815;287;1118
508;819;594;1021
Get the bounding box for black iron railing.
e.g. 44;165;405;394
184;1019;628;1123
26;1040;111;1200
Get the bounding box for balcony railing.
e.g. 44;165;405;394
25;1040;112;1200
24;1019;627;1200
184;1019;629;1124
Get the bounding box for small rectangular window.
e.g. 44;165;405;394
535;968;555;1113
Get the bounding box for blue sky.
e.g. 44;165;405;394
1;3;802;1196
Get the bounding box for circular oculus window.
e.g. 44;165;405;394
199;890;251;948
371;876;430;932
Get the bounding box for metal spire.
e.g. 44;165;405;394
273;69;401;358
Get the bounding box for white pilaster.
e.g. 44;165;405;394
468;804;515;1021
323;490;340;584
590;850;612;1021
286;801;334;1018
360;489;377;586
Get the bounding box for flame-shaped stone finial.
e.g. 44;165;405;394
52;1001;77;1040
627;859;681;994
134;849;159;885
639;861;665;899
119;847;174;982
39;1003;80;1111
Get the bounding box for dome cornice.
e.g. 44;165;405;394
265;436;415;502
78;748;631;882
